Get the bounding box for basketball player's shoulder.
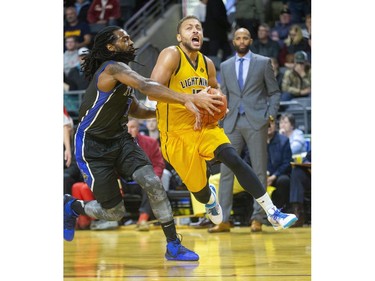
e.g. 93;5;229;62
159;46;181;63
162;46;180;56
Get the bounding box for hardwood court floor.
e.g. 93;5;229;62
64;224;311;281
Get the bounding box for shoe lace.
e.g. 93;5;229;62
207;204;219;216
177;233;183;243
270;209;288;221
167;234;188;256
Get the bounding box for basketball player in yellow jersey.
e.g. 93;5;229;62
150;16;298;230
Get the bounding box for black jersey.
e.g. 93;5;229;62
76;61;133;140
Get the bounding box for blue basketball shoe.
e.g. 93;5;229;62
64;194;79;241
205;184;222;225
267;207;298;230
165;238;199;261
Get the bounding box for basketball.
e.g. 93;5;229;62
199;88;227;125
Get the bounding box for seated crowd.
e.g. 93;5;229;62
63;1;312;231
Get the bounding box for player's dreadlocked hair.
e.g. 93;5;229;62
81;26;137;81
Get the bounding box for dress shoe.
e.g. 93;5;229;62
250;220;262;232
136;220;150;231
207;222;231;233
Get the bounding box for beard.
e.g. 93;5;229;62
234;45;250;55
181;40;201;52
111;47;137;64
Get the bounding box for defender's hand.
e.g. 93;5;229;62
184;101;202;130
191;87;224;116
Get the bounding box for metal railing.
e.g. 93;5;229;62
124;0;176;41
279;100;311;133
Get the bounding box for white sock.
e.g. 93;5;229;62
255;193;276;215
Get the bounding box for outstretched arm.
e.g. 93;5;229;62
98;61;222;115
128;94;156;119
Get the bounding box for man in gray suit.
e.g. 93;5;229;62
208;27;281;233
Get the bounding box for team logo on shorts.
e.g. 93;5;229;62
81;171;88;181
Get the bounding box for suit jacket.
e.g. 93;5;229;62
220;52;280;133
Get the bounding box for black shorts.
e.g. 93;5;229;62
75;133;151;204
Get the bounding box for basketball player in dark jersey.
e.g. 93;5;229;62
63;25;223;261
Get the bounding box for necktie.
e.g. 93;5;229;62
238;58;245;114
238;58;244;91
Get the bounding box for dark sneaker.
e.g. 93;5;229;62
165;238;199;261
64;194;79;241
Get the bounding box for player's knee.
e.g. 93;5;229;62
215;145;242;169
101;196;125;221
133;166;161;191
103;201;125;221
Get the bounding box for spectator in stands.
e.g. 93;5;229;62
145;118;160;143
281;0;311;24
87;0;121;26
234;0;265;40
278;24;310;66
270;57;283;90
125;118;166;231
289;149;311;227
73;0;92;24
66;47;90;90
64;6;92;50
64;36;81;76
301;13;311;40
279;112;306;155
271;7;292;43
270;29;284;49
283;53;295;70
204;0;233;61
281;50;311;101
250;23;280;59
264;117;292;211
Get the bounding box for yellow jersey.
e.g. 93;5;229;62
156;46;209;133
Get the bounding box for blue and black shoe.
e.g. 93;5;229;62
165;237;199;261
64;194;79;241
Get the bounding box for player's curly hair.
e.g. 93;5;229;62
81;26;137;81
